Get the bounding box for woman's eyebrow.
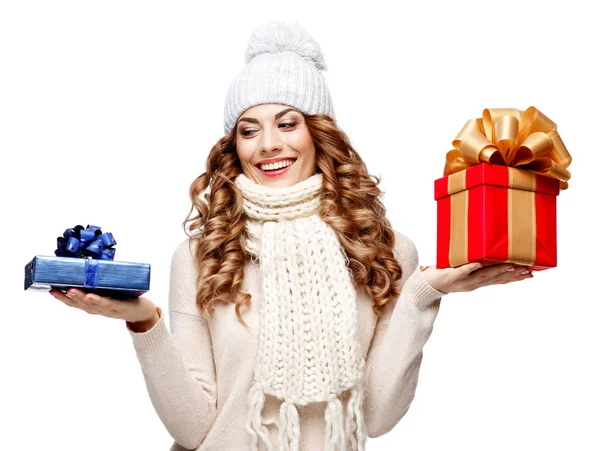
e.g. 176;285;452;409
237;108;297;125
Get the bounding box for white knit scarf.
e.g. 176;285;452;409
234;172;367;451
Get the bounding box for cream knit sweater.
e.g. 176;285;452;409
126;229;446;450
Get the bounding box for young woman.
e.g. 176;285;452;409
50;20;534;451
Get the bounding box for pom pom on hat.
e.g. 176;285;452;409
244;20;328;71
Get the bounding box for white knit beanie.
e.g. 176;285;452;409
223;20;336;135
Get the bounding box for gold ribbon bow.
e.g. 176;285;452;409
444;107;572;189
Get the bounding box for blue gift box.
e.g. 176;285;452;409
24;224;150;299
24;256;151;299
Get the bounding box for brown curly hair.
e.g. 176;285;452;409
182;112;403;327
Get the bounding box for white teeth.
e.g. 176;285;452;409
259;159;294;171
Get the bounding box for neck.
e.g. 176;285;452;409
234;172;323;222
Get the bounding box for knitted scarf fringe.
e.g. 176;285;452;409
246;383;367;451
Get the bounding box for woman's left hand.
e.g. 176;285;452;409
420;262;534;294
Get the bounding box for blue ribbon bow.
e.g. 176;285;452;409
55;224;117;261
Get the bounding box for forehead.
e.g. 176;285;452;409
240;103;300;118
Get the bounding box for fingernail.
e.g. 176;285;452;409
66;291;74;298
520;270;531;275
506;267;515;271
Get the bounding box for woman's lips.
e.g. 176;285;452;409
256;159;296;177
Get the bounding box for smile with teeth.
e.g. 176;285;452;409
258;159;296;172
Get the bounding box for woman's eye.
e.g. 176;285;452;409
241;122;296;136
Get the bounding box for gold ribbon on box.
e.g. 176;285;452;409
444;106;572;188
443;107;572;267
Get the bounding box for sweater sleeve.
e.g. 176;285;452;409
363;230;446;438
125;238;218;450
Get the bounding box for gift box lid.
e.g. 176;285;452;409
434;163;561;200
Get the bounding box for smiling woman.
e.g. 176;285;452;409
116;19;536;451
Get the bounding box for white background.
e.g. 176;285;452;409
1;0;598;450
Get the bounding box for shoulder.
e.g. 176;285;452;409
391;228;419;278
171;235;201;272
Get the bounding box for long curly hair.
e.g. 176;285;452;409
182;112;403;327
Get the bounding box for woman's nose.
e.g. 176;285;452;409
260;127;282;153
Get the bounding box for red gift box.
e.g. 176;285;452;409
435;107;572;271
435;163;560;270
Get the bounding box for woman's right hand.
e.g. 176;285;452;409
50;288;158;325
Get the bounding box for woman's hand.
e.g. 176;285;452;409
421;262;534;294
49;288;158;324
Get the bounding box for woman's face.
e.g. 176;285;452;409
235;103;316;188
